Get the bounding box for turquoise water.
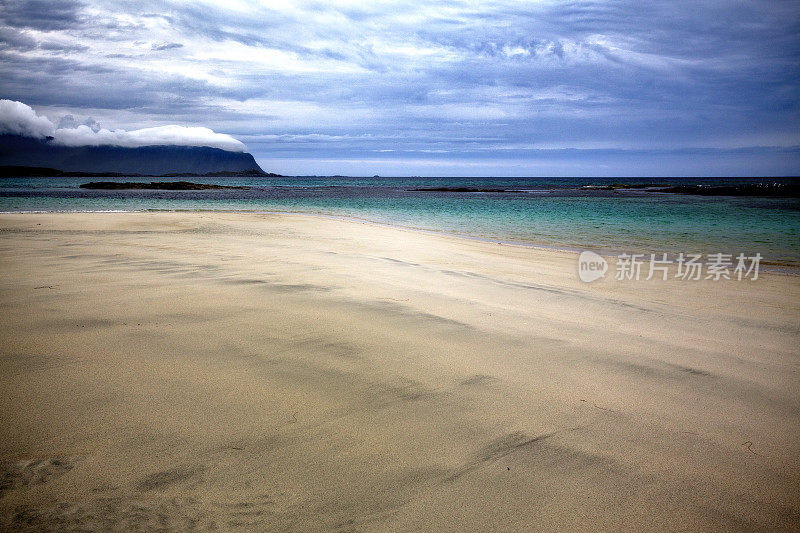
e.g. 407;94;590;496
1;176;798;266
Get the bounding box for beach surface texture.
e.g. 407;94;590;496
0;212;798;531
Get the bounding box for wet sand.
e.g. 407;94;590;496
0;212;798;531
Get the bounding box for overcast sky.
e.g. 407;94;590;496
1;0;798;176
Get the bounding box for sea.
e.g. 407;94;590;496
1;176;798;269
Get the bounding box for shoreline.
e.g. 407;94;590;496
3;208;798;274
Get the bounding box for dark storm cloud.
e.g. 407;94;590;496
0;51;216;112
0;26;37;51
0;0;85;30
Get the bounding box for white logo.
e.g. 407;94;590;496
578;251;608;282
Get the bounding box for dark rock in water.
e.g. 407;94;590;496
79;181;248;190
579;182;800;197
0;134;273;176
410;187;517;193
653;183;800;197
581;183;670;190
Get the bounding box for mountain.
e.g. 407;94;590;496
0;134;269;176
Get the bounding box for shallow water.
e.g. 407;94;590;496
1;176;798;265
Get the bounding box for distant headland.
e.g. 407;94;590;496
0;134;277;177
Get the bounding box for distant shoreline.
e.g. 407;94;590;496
411;183;800;197
78;181;249;190
1;166;798;181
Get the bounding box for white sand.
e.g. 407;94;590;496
0;212;797;531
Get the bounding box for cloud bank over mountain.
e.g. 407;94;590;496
0;99;246;152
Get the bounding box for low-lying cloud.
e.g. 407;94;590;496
51;124;246;152
0;99;246;152
0;99;55;138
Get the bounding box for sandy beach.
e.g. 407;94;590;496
0;211;797;531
